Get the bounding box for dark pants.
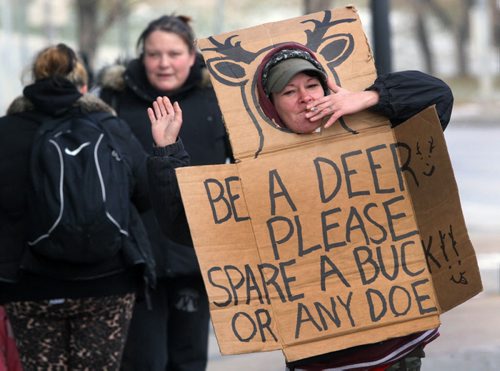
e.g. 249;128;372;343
121;276;210;371
5;293;135;370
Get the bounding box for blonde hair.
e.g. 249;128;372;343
31;43;88;89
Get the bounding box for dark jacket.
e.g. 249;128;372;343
0;77;155;304
147;141;192;247
367;70;453;130
97;55;232;277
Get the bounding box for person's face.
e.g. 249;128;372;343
271;73;325;134
143;30;196;92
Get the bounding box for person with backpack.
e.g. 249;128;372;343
0;43;156;369
96;15;232;371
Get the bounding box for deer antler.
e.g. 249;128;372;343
416;142;422;156
428;136;435;153
202;35;259;64
301;10;357;52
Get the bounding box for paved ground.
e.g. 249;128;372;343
451;100;500;127
424;293;500;371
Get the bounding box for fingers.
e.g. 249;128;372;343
323;111;342;129
305;101;342;129
306;99;335;121
154;96;168;119
162;96;174;116
147;107;157;125
149;96;178;120
173;101;182;118
327;78;340;93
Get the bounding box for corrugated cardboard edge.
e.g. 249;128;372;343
391;106;483;313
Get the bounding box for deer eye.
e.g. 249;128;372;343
205;59;249;87
319;34;354;68
214;61;246;79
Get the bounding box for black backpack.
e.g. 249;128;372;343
26;110;131;264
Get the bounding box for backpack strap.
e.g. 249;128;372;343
84;111;122;146
23;109;115;133
22;109;79;136
86;111;116;123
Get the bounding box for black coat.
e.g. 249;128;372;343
0;78;155;304
98;56;232;277
367;70;453;129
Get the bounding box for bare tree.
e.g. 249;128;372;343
455;0;473;76
75;0;130;74
303;0;334;14
411;0;434;74
493;0;500;48
418;0;473;76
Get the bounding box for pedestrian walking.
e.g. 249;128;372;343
0;43;155;369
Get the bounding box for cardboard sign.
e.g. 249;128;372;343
176;6;482;362
393;109;482;312
198;6;380;161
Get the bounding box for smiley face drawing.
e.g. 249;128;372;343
416;136;436;177
449;261;468;285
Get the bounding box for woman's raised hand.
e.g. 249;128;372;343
148;96;183;147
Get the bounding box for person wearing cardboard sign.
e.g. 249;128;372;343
256;43;454;371
144;42;455;371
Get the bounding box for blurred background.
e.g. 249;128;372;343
0;0;499;111
1;1;499;370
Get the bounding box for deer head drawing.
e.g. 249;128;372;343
201;10;360;158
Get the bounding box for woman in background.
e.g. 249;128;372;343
98;14;232;371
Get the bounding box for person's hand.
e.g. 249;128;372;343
305;78;380;129
148;96;183;147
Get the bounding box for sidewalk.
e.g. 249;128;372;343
451;100;500;127
424;293;500;371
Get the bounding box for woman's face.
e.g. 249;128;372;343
271;72;325;134
143;30;196;92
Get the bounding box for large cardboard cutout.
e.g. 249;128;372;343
176;6;482;362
